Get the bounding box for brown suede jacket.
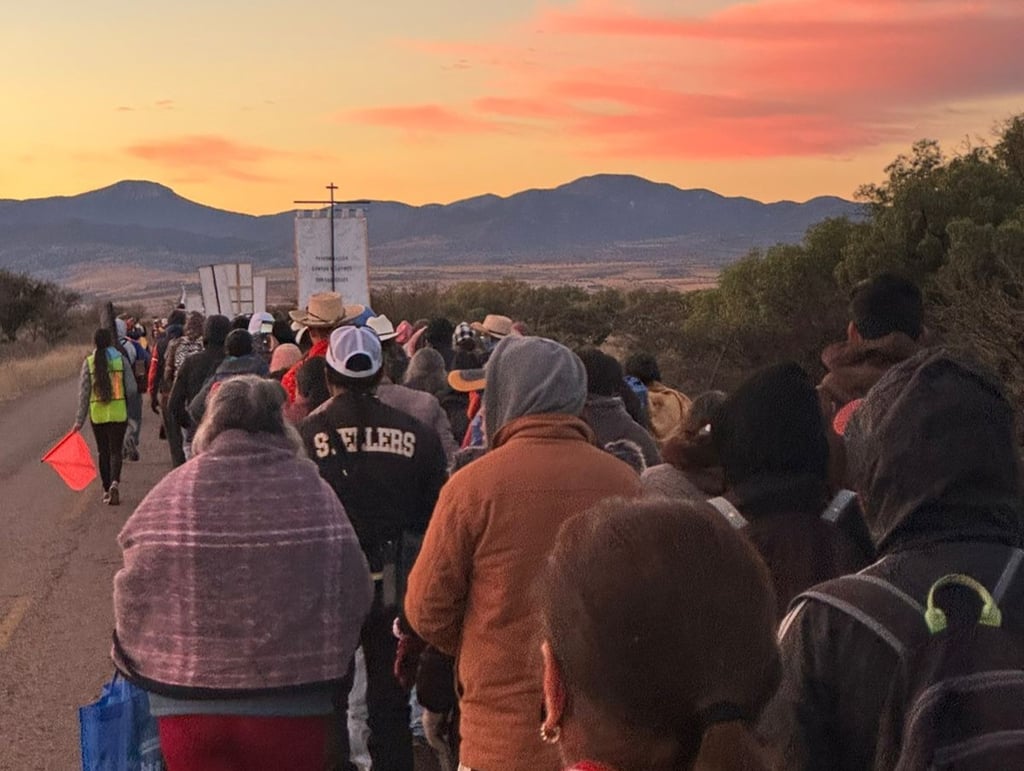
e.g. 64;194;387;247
405;413;641;771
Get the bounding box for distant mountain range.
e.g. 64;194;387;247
0;176;861;280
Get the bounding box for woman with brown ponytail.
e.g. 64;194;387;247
73;328;136;505
537;498;781;771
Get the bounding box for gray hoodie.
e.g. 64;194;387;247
483;336;587;446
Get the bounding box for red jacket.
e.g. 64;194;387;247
281;339;328;404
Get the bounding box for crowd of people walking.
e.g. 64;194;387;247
78;273;1024;770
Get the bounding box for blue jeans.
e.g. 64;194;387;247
125;392;142;450
335;587;412;771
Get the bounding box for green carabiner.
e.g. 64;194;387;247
924;573;1003;634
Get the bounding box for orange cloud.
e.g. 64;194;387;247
357;0;1024;160
472;96;576;120
125;135;293;182
347;104;511;136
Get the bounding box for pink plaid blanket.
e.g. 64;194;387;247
113;429;371;692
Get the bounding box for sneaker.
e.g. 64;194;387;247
102;490;111;504
108;484;120;506
129;450;141;462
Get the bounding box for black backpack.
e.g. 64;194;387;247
797;550;1024;770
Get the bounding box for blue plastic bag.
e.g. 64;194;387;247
79;673;164;771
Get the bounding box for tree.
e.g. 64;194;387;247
839;132;1024;287
931;210;1024;419
0;269;81;342
994;115;1024;184
24;285;83;342
0;270;47;341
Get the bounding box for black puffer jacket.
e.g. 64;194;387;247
760;349;1024;771
167;316;231;429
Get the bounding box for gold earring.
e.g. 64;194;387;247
540;723;561;744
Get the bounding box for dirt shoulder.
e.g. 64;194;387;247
0;378;172;769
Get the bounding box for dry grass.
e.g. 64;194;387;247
0;343;87;403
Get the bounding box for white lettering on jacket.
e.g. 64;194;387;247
313;427;417;459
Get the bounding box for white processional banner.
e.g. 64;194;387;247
197;263;265;316
294;209;370;311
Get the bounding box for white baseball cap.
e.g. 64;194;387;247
326;326;382;379
248;311;275;336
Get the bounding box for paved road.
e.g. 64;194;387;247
0;379;172;770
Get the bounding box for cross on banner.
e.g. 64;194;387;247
293;184;372;309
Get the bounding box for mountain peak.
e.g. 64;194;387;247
86;180;179;201
557;173;687;198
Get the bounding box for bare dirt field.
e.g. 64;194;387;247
69;260;720;314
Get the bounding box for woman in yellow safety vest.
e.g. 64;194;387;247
73;328;136;505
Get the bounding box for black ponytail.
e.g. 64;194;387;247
324;365;383;455
93;328;114;403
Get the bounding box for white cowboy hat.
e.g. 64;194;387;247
366;314;398;342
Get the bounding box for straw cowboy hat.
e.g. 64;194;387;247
289;292;365;328
471;314;513;339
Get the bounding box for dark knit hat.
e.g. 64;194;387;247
624;352;661;385
425;317;455;347
225;329;254;358
272;319;295;346
578;347;625;397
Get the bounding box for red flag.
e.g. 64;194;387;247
41;430;97;491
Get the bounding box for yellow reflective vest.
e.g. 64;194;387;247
87;350;128;424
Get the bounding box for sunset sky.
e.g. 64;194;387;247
4;0;1023;214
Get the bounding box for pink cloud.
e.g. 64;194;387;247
356;0;1024;160
538;0;1024;106
125;135;295;182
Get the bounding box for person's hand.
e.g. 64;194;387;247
393;628;426;690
